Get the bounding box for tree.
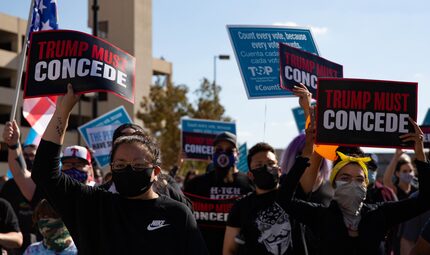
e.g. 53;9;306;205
137;77;231;173
189;78;231;121
137;76;192;170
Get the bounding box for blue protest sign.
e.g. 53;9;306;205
423;109;430;125
78;106;132;168
292;107;306;132
181;118;236;160
237;143;248;172
227;25;319;99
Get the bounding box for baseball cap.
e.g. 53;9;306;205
213;132;237;148
61;145;92;164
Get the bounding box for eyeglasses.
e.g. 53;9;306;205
110;159;154;172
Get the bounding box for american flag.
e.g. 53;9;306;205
23;0;59;136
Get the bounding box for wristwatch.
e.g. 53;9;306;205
7;143;19;150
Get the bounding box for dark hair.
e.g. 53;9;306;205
247;142;276;168
395;160;411;173
110;135;161;165
33;199;59;224
112;123;147;143
333;146;366;165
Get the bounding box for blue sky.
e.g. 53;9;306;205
2;0;430;152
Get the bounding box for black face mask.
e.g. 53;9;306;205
111;166;154;197
251;165;280;190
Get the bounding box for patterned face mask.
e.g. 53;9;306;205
37;218;72;252
63;168;88;183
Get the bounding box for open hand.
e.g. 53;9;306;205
399;117;426;162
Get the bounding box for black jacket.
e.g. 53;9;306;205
282;157;430;255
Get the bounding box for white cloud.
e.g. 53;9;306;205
273;21;329;36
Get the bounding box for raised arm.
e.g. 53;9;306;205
292;84;321;194
380;119;430;228
43;84;80;145
383;148;404;193
31;84;96;232
2;121;36;201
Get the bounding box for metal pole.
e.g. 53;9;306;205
213;55;217;86
92;0;99;119
10;1;34;121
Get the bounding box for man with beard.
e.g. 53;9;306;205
184;131;253;255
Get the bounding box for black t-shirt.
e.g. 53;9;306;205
0;198;21;253
31;140;208;255
185;170;253;199
227;190;295;255
184;170;254;255
0;179;43;254
396;184;417;201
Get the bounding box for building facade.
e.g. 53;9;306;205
0;0;171;174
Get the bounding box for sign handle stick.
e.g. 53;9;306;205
10;1;34;121
263;101;267;142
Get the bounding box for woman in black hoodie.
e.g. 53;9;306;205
281;117;430;255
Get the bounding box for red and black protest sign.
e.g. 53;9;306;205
24;30;135;103
279;43;343;99
182;132;215;161
420;126;430;148
316;78;418;148
184;192;237;229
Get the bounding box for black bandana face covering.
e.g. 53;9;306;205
251;165;280;190
112;165;154;197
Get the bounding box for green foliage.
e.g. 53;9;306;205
137;77;231;173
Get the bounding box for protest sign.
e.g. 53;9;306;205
420;126;430;148
181;118;236;160
227;25;319;99
292;107;306;132
237;143;248;172
184;192;237;229
78;106;132;168
316;78;417;148
423;109;430;125
24;30;135;103
279;43;343;99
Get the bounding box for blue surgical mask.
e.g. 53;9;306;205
213;151;236;170
399;172;414;184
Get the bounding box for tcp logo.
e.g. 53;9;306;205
248;66;273;76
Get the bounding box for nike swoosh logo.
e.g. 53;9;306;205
147;224;170;231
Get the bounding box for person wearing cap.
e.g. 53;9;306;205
61;145;94;185
184;131;253;255
281;118;430;255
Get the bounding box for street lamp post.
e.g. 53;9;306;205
213;54;230;86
